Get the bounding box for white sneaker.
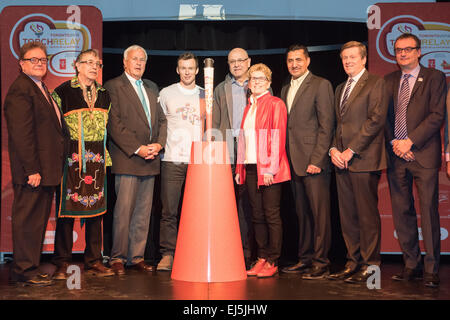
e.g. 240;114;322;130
157;255;173;271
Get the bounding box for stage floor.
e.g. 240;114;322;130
0;256;448;301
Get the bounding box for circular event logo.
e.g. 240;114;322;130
376;15;450;76
9;13;91;77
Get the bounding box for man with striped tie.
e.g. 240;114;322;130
328;41;389;283
385;33;446;288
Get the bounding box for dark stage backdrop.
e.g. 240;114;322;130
101;19;368;265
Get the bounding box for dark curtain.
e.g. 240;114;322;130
102;19;368;265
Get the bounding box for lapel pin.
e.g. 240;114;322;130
418;77;423;82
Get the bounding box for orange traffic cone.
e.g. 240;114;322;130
171;141;247;282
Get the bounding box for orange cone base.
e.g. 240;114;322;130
171;141;247;282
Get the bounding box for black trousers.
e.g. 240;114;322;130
292;172;331;268
10;184;55;279
245;164;282;264
53;215;103;268
387;158;440;274
335;170;382;270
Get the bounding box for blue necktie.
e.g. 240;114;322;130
394;74;411;140
136;79;152;139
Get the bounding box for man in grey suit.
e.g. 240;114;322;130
212;48;254;267
328;41;388;283
105;45;167;275
279;45;335;279
385;33;446;288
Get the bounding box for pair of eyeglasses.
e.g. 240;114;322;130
79;60;103;68
250;76;268;83
228;58;248;65
394;47;419;54
22;57;48;64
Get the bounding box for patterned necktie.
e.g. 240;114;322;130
394;74;411;140
136;79;152;139
340;78;353;115
41;81;62;126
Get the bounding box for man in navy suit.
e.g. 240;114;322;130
385;33;446;288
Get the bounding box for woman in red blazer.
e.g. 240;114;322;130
235;63;290;278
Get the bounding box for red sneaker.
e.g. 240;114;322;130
247;258;267;276
257;262;278;278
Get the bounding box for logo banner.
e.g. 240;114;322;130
368;2;450;254
1;5;103;254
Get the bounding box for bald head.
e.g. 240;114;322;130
227;48;251;82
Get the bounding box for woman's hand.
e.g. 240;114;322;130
263;174;273;186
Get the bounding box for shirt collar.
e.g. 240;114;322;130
125;71;141;85
231;75;248;87
402;64;420;79
290;70;309;86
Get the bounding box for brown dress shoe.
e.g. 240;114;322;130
110;262;125;275
53;262;69;280
129;261;153;273
86;261;114;277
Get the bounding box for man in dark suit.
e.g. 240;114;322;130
279;45;335;279
385;33;446;288
105;44;167;275
4;42;68;286
328;41;388;283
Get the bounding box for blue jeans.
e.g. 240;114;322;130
110;174;155;265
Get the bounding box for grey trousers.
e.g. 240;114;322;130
110;174;155;265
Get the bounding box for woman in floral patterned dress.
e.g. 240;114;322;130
51;49;114;278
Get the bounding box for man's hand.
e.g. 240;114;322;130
145;143;163;160
27;173;41;188
447;162;450;179
330;149;345;170
306;164;321;174
402;151;415;162
235;173;240;185
137;145;151;159
393;138;413;158
341;148;355;169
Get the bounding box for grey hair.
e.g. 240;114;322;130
124;45;148;61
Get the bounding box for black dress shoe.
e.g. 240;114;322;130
281;262;311;274
327;267;358;280
424;273;439;288
344;268;372;283
391;267;423;281
302;266;330;280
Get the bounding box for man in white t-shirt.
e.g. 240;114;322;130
157;52;204;271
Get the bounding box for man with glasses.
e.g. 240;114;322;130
4;42;68;286
212;48;254;268
105;45;166;275
385;33;446;288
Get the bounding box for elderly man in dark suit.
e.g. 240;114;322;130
328;41;388;283
4;42;68;286
385;33;446;288
105;44;167;275
280;44;335;279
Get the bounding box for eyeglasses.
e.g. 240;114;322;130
79;60;103;68
394;47;419;54
250;76;268;83
22;57;48;64
228;58;248;65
